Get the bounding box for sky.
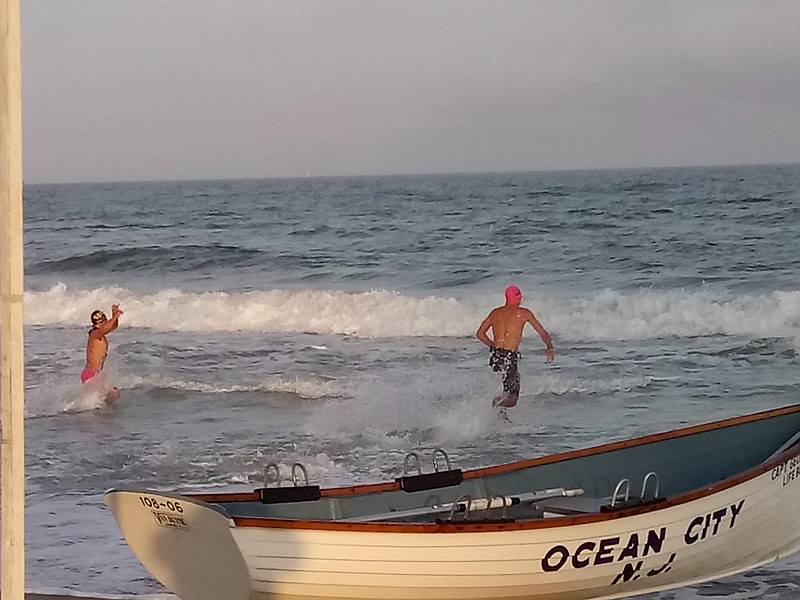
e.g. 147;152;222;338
20;1;800;184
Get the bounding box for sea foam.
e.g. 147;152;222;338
24;283;800;342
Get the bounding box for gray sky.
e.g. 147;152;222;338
21;1;800;183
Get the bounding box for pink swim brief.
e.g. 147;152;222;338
80;368;99;383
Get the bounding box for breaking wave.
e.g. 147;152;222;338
24;283;800;342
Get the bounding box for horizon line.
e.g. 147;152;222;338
25;160;800;187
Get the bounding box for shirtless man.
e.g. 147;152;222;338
476;285;554;408
81;304;124;402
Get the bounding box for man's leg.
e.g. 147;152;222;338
489;348;506;405
498;353;520;407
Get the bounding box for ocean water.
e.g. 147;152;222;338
5;164;800;598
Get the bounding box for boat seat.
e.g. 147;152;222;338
534;496;607;516
396;469;464;493
599;496;666;512
256;485;322;504
536;494;667;516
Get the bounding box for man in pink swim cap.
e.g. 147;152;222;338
476;285;554;409
504;284;522;304
82;303;124;403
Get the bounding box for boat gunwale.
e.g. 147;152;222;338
199;404;800;532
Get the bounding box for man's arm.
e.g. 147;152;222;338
526;310;555;362
476;312;495;348
97;304;124;335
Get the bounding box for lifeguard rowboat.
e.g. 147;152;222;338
105;404;800;600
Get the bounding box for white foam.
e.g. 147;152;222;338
23;283;800;342
121;373;349;398
305;369;642;449
25;373;117;417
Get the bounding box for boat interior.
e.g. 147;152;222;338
199;407;800;525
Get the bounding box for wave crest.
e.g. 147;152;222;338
24;284;800;341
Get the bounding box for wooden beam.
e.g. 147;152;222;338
1;0;26;598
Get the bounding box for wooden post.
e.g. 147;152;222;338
1;0;26;598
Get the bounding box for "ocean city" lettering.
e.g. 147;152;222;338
540;499;745;573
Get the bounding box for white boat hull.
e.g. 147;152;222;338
105;405;800;600
107;451;800;600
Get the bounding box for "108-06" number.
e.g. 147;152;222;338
139;495;184;513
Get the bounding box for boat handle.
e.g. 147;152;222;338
611;478;630;507
487;494;509;519
448;495;473;520
264;462;281;487
641;472;659;500
291;463;309;487
402;452;422;477
432;448;452;473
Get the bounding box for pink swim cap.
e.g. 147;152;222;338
504;285;522;304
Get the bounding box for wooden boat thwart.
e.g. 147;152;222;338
105;404;800;600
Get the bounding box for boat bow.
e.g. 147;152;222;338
105;490;251;600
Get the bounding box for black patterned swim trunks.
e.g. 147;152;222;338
489;347;521;397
